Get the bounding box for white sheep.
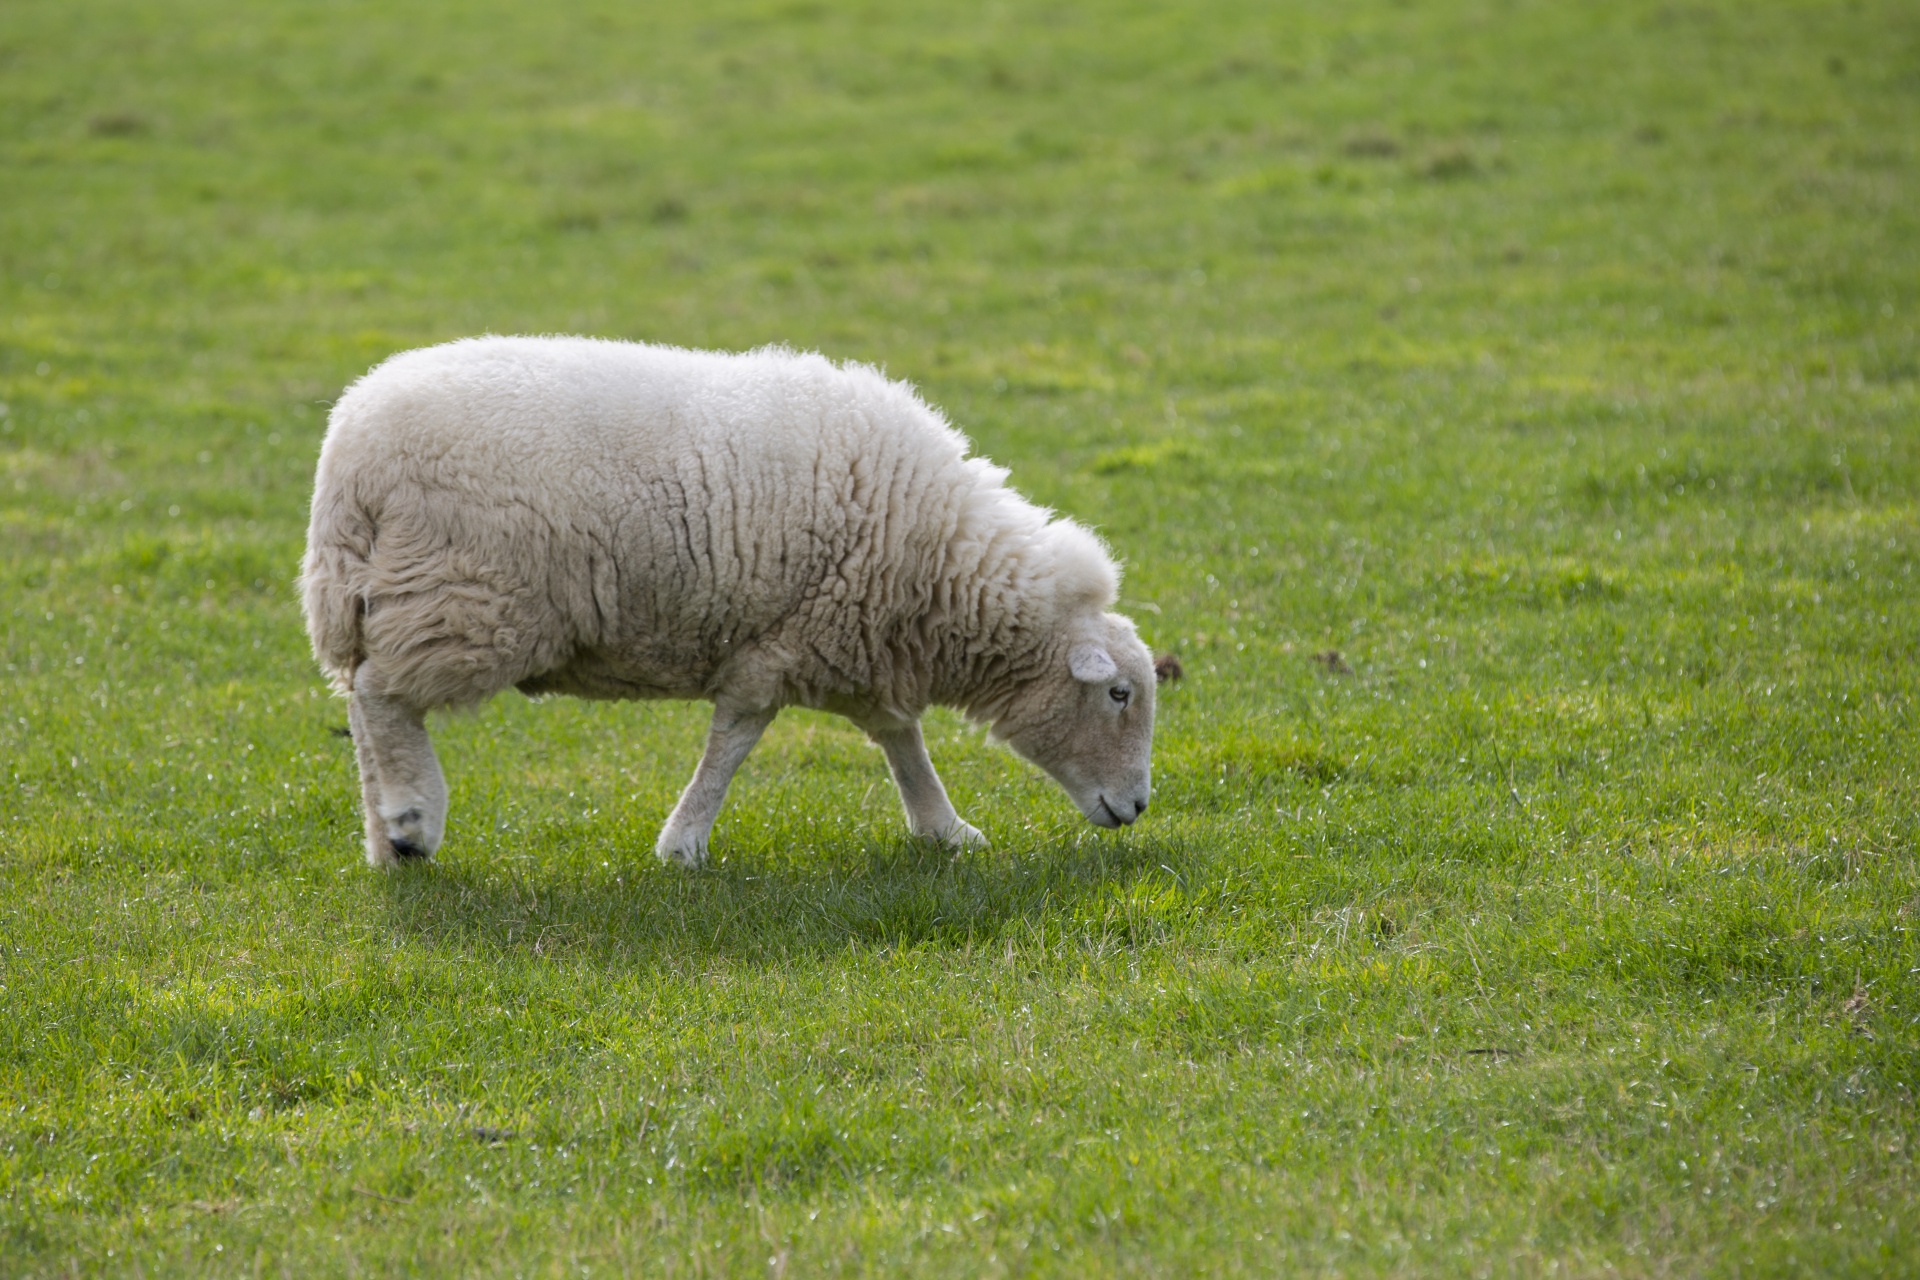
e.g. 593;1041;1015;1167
300;336;1157;867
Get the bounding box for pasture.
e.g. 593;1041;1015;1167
3;0;1917;1273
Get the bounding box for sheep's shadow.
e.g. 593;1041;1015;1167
379;833;1181;968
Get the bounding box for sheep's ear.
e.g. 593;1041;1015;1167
1069;643;1118;684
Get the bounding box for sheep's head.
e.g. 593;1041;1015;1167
992;612;1157;829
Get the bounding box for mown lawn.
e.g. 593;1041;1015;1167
3;0;1918;1274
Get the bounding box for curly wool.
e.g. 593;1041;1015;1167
301;336;1120;727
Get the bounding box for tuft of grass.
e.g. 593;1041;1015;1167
1341;126;1402;158
85;111;150;138
1416;142;1480;181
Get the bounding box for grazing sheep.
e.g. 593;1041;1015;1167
301;336;1158;867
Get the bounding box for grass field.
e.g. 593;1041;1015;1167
4;0;1919;1274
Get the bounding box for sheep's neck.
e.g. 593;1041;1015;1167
918;536;1059;723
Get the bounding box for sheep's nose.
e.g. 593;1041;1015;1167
1132;797;1148;819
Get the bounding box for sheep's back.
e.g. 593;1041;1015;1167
311;337;973;707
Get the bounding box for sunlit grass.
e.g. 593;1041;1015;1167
3;0;1918;1274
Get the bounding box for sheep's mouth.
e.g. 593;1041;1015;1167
1089;796;1127;828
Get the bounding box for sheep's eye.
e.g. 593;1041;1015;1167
1109;686;1130;708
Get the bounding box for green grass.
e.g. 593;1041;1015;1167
4;0;1919;1273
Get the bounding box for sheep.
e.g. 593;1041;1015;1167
300;336;1159;868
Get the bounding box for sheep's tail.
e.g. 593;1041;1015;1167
299;477;373;698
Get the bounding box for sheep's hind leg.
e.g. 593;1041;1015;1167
656;704;777;868
870;722;987;850
348;666;448;867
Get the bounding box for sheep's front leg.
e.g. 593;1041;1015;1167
349;665;448;867
656;704;778;867
870;721;987;849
